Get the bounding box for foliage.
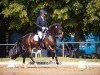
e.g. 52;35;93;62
84;0;100;26
84;0;100;34
1;3;29;30
0;0;100;38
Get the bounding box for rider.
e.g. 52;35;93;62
36;9;48;48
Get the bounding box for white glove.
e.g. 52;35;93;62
42;27;45;30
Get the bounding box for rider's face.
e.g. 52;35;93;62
41;14;45;17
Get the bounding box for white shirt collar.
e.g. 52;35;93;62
41;16;44;21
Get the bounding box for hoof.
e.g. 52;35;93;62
8;60;16;68
23;64;27;68
57;64;61;68
34;63;38;68
49;59;53;62
78;61;87;69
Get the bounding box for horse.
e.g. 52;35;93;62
9;23;62;65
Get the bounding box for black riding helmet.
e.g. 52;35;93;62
40;9;47;15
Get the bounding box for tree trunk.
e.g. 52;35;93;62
74;24;82;58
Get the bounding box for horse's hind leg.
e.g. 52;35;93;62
22;52;27;68
29;54;37;67
55;53;61;68
23;52;26;64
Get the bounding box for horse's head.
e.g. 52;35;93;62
48;23;62;35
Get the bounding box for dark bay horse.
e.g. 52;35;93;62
9;23;62;65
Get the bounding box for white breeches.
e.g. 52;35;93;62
37;31;42;39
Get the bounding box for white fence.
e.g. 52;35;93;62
57;42;100;57
0;44;17;56
0;42;100;57
0;44;16;46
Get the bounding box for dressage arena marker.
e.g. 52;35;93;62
0;61;100;68
78;61;88;69
8;60;16;68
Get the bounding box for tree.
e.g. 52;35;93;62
0;0;100;38
84;0;100;35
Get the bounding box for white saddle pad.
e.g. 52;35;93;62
33;35;39;41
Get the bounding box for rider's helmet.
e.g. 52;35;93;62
40;9;47;15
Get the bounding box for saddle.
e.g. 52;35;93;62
34;30;47;41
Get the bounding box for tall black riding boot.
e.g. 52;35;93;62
39;39;44;49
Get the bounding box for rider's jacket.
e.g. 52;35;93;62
36;16;47;31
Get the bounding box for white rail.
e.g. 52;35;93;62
0;42;100;57
0;44;16;46
57;42;100;57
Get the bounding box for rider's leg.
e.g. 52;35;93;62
37;31;44;48
37;31;42;40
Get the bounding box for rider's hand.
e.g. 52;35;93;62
42;27;45;30
42;27;48;30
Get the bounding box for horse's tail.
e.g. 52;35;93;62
16;37;22;45
16;37;26;57
9;38;23;60
16;37;23;52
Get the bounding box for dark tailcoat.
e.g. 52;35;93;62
36;16;47;31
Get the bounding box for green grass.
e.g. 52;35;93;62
0;57;100;62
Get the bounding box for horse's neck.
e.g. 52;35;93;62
46;31;55;41
48;28;55;35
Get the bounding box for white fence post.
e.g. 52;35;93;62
62;43;64;57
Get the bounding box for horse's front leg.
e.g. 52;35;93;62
55;53;61;68
27;47;36;63
29;52;37;67
50;52;59;65
49;51;54;61
55;53;59;65
49;46;59;65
